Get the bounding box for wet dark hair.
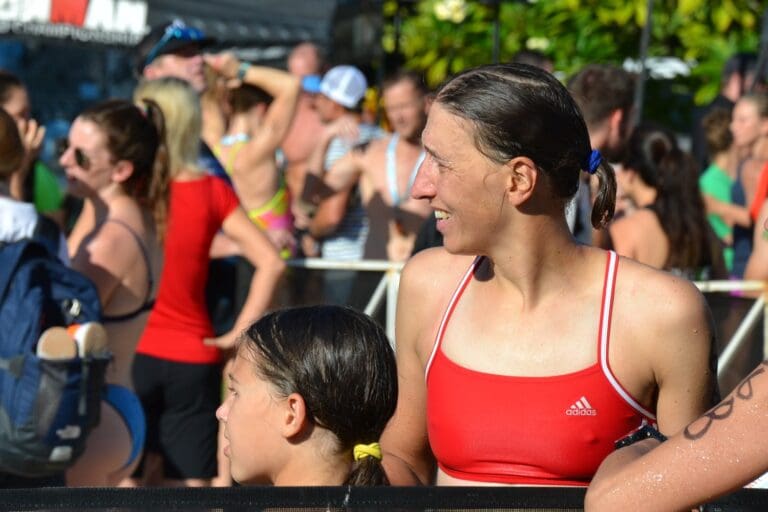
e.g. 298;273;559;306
622;124;722;272
0;108;24;180
435;63;616;228
239;305;397;486
79;99;171;239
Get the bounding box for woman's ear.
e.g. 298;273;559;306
281;392;310;439
111;160;135;184
505;156;538;205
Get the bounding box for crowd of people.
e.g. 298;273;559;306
2;15;768;511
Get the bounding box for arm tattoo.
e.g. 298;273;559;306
684;361;768;441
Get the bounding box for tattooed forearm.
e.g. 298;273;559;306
683;361;768;441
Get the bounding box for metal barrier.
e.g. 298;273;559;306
287;258;403;342
693;280;767;381
1;485;767;511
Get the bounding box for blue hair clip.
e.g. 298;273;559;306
586;149;602;174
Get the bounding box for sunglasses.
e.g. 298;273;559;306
56;138;91;170
144;21;206;68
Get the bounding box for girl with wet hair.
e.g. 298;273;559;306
62;98;170;485
380;63;718;487
610;124;725;279
217;305;397;486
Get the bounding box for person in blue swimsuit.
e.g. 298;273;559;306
61;99;171;486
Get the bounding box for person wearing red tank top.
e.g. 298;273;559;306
380;63;719;487
130;77;285;488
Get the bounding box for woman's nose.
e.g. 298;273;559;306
411;154;436;201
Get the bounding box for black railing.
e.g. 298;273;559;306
0;486;767;511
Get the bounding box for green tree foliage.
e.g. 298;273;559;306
384;0;762;106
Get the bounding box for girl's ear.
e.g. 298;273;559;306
282;392;310;439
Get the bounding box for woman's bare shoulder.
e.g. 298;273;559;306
402;248;476;293
614;255;707;323
399;249;476;322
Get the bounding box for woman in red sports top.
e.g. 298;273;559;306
380;64;719;487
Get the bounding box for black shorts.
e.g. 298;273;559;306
132;353;221;480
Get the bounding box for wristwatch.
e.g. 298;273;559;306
614;424;667;450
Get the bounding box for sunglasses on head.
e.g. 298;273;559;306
56;138;91;170
144;21;205;68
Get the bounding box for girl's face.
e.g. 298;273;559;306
216;351;287;485
59;117;117;199
411;102;509;255
730;99;763;150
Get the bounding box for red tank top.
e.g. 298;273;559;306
137;176;239;363
425;251;656;486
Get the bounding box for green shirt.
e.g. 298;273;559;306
32;161;64;214
699;163;733;272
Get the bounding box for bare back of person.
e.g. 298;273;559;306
66;195;162;486
218;141;280;212
68;196;161;388
609;208;669;270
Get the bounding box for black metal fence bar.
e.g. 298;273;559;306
0;486;767;511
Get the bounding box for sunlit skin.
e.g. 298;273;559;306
411;103;510;255
217;353;289;485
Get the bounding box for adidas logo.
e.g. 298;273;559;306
566;395;597;416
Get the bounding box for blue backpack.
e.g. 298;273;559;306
0;239;110;478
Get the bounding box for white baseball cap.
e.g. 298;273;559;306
319;65;367;109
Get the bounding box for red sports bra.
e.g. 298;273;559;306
425;251;656;486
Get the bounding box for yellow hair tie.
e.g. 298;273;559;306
353;442;382;461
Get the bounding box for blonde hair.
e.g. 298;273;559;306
134;77;202;177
